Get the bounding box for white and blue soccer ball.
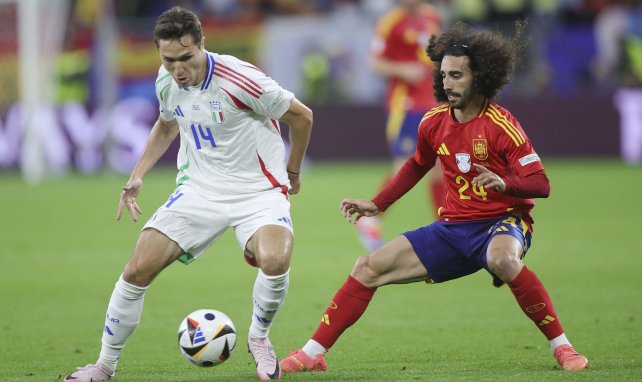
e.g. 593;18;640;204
178;309;237;367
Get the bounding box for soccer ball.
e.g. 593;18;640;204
178;309;237;367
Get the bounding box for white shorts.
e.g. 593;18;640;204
143;185;293;265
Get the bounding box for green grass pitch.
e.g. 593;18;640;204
0;159;640;381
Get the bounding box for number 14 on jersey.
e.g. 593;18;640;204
191;123;216;149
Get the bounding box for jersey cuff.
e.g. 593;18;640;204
159;113;176;122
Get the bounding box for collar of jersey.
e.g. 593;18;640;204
200;51;216;90
178;51;216;92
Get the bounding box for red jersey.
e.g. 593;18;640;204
371;4;440;112
374;100;546;225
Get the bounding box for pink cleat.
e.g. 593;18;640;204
280;349;327;373
64;363;114;381
248;336;281;380
554;344;589;371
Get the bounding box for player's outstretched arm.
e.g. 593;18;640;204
340;199;381;224
280;98;313;195
116;117;179;222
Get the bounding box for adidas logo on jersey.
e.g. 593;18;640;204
174;105;185;117
277;217;292;226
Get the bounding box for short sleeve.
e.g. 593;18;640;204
261;85;295;120
215;56;295;120
155;67;175;121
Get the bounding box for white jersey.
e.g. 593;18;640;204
155;52;295;198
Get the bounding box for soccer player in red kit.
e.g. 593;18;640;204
280;21;589;373
356;0;445;251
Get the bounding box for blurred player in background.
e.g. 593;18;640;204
280;21;588;373
64;6;312;382
356;0;444;252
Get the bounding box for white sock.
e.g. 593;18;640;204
549;333;571;353
302;339;327;358
97;275;148;371
248;269;289;339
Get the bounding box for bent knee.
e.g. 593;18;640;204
351;255;381;288
487;250;522;277
258;251;291;275
122;263;155;287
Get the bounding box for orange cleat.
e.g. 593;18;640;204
280;349;327;373
554;344;589;371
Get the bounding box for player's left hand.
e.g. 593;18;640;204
340;198;380;223
288;172;301;195
117;177;143;222
471;163;506;193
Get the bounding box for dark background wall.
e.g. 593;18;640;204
301;96;620;160
160;95;620;164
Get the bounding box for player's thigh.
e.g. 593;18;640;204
484;214;530;267
233;191;293;268
124;228;183;286
233;191;293;253
404;220;486;283
143;186;230;265
352;235;429;288
485;221;529;280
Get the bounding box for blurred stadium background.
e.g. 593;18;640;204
1;1;642;381
1;0;642;179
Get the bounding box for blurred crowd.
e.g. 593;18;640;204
2;0;640;174
109;0;639;23
55;0;642;102
93;0;642;98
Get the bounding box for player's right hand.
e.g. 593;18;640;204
340;198;380;224
287;172;301;195
117;177;143;222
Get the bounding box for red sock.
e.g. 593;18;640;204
508;266;564;340
429;178;445;217
311;276;376;349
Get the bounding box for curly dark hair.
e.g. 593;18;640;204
426;21;527;102
153;6;203;48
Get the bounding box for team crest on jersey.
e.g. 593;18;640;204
473;139;488;160
210;100;225;124
455;153;471;173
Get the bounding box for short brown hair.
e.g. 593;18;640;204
153;6;203;48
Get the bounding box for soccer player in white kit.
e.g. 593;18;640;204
64;6;313;382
